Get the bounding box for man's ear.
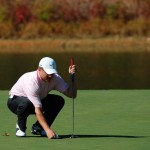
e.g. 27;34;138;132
38;67;42;71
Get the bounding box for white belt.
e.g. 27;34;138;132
9;95;14;99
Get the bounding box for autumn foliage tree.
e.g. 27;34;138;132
0;0;150;38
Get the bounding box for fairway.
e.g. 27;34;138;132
0;90;150;150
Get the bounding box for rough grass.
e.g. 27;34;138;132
0;37;150;54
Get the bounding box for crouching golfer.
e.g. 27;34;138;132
7;57;77;139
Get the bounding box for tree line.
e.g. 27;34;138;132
0;0;150;39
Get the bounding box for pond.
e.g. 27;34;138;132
0;51;150;90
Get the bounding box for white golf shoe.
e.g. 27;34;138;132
16;124;26;137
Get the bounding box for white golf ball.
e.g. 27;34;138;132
55;134;59;139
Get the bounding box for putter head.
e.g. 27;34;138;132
70;134;74;138
69;134;78;138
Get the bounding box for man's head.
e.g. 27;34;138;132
38;57;57;82
39;57;57;74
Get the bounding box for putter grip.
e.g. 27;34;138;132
70;58;75;82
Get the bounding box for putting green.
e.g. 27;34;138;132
0;90;150;150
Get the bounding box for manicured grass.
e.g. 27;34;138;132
0;90;150;150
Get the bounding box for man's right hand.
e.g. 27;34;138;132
46;129;56;139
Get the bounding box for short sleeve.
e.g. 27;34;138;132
54;74;69;93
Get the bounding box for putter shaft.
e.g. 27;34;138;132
70;58;75;138
72;96;74;137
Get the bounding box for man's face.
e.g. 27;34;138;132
39;68;54;82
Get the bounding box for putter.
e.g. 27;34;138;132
70;58;75;138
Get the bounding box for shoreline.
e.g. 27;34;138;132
0;37;150;53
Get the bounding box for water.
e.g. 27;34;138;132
0;51;150;90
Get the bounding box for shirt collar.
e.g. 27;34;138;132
37;69;44;83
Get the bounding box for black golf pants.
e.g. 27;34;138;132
7;94;65;132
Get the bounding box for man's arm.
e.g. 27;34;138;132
35;107;55;139
63;80;77;98
63;64;77;98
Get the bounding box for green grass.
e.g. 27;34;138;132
0;90;150;150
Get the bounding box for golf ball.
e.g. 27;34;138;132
55;134;59;139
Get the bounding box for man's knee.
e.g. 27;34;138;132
47;94;65;106
57;95;65;107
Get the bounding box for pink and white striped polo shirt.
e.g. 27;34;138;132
9;70;69;107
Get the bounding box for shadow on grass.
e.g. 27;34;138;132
59;134;147;139
25;134;147;139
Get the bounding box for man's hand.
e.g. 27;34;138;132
46;129;56;139
69;65;76;75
